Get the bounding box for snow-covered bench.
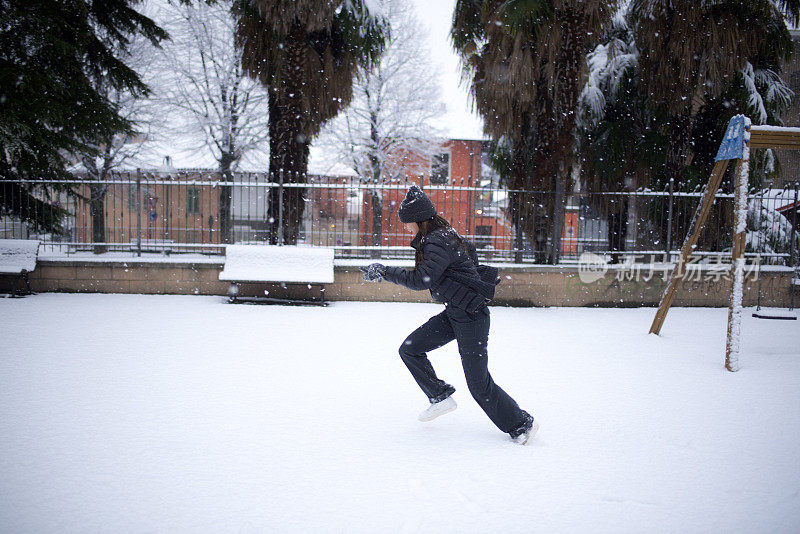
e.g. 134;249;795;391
0;239;40;297
219;245;334;305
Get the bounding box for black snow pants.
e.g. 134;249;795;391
399;304;528;434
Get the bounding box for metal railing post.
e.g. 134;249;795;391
278;169;285;246
136;168;142;257
790;182;798;311
791;182;798;269
665;176;675;262
513;191;523;263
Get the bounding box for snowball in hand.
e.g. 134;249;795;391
359;263;386;282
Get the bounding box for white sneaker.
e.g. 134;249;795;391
513;420;539;445
418;396;457;422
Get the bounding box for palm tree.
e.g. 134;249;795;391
631;0;800;227
577;11;670;259
452;0;617;263
581;1;797;255
233;0;387;244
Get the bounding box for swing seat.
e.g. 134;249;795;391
752;308;798;320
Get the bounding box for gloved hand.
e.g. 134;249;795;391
360;263;386;282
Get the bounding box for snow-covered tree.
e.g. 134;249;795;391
156;0;269;243
631;0;799;194
578;1;798;256
580;2;796;191
747;192;800;265
317;0;445;249
578;9;639;133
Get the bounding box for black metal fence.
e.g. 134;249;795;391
2;171;798;264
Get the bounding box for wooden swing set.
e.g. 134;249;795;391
648;114;800;372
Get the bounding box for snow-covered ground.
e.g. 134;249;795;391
1;294;798;533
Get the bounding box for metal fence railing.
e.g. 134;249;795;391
2;171;798;264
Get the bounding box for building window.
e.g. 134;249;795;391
475;224;492;247
430;153;450;184
127;186;139;210
187;187;200;215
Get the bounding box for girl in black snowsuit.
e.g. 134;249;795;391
361;185;537;445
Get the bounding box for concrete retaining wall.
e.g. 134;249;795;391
23;259;796;308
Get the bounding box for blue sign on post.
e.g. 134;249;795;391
715;115;747;162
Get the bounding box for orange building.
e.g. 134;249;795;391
359;140;515;250
70;143;580;257
74;171;223;247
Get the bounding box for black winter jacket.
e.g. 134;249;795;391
383;228;489;312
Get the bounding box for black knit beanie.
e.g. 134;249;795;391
398;185;437;223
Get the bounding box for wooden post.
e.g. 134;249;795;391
648;117;800;371
649;159;729;334
725;149;750;372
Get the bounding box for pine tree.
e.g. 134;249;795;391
0;0;167;233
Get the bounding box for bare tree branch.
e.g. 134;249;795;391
315;0;445;181
154;0;269;172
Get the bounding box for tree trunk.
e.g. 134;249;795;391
369;111;382;258
547;6;584;265
89;184;107;254
608;203;629;264
627;191;638;254
510;193;525;263
267;25;310;245
219;153;234;245
509;127;533;263
370;190;382;257
532;116;558;264
663;112;694;253
267;94;280;244
550;167;566;265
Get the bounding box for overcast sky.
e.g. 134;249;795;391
409;0;485;140
143;0;486;171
